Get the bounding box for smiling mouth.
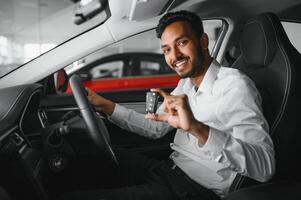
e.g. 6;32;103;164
173;58;188;70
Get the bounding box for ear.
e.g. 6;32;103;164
200;33;209;50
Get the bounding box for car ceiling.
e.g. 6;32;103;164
111;0;301;22
0;0;300;36
172;0;301;22
0;0;299;46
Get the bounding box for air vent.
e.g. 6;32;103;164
38;109;48;128
10;132;24;146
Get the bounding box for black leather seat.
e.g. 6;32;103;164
226;12;301;199
225;181;301;200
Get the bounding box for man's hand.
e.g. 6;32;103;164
145;88;209;144
86;88;115;115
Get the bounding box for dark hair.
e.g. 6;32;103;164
156;10;204;39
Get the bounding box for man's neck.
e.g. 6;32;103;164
190;57;213;87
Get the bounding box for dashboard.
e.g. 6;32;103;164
0;84;45;144
0;83;48;200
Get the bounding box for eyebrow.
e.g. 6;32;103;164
161;35;189;49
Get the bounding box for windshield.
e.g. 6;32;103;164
0;0;108;78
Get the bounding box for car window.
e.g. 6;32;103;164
140;61;161;76
91;61;123;79
65;19;224;92
282;21;301;53
0;0;109;78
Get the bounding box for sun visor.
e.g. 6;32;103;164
129;0;173;21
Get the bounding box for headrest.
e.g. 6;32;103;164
240;13;286;68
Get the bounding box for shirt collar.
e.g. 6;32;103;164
183;59;221;94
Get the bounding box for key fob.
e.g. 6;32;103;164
146;92;160;113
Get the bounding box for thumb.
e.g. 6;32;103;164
145;113;169;122
86;87;97;97
151;88;169;98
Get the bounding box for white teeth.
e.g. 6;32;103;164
175;59;187;68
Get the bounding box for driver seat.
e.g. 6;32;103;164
228;12;301;192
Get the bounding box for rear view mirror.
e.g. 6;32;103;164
73;0;110;25
54;69;69;94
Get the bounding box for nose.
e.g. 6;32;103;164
169;46;182;64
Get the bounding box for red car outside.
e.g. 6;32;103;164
66;52;179;93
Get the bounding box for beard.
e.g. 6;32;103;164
178;47;204;79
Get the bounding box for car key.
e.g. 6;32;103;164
146;91;160;113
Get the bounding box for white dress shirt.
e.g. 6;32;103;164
109;60;275;197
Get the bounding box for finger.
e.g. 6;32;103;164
145;113;169;122
163;106;169;113
170;108;178;116
85;88;97;104
167;98;175;104
166;95;186;109
145;113;156;120
85;87;93;96
151;88;169;98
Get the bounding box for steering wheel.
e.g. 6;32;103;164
69;74;118;165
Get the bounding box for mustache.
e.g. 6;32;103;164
172;56;189;66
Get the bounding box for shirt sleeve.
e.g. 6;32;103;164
107;80;185;138
109;104;173;139
198;77;275;182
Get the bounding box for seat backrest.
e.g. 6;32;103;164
231;13;301;185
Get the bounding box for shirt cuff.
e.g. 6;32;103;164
108;103;128;122
196;127;230;161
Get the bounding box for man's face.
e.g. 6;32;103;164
161;21;204;78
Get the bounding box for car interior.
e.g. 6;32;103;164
0;0;301;199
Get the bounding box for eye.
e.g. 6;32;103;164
162;48;170;55
178;39;188;46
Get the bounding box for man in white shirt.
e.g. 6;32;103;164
62;10;275;200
